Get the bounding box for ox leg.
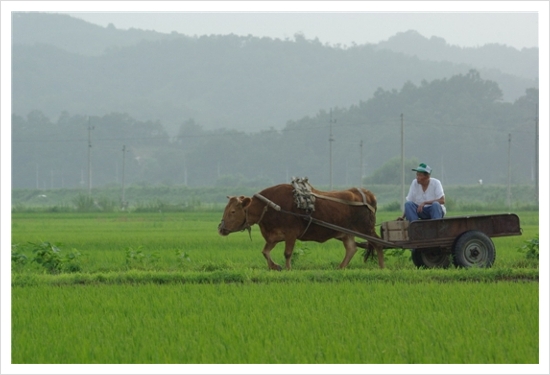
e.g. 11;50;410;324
366;242;385;269
283;237;297;270
339;235;358;269
262;242;282;271
375;245;385;269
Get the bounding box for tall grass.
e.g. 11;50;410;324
12;281;538;364
11;267;539;287
10;211;539;275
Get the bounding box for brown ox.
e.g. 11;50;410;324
218;183;384;270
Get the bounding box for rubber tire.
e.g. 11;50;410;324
411;248;451;269
452;230;496;268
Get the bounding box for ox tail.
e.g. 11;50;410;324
362;245;375;263
361;242;376;263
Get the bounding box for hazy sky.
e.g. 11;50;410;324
65;10;539;50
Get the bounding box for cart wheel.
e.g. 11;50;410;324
452;230;495;268
411;248;451;269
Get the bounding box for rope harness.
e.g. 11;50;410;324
243;203;268;239
241;178;377;240
291;177;376;213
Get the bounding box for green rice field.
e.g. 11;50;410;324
10;210;541;365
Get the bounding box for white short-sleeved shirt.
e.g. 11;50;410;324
406;177;446;214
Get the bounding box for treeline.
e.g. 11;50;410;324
11;183;538;213
12;71;539;190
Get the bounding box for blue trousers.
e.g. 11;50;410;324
404;201;444;221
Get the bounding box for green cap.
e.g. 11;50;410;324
412;163;432;174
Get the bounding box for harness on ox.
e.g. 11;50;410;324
250;178;376;239
291;177;316;213
290;177;376;214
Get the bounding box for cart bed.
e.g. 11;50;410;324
381;213;522;249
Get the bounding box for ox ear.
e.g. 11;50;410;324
241;197;252;209
230;195;249;206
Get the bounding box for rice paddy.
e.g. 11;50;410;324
9;210;541;365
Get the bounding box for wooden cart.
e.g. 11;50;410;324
378;214;522;268
307;213;522;268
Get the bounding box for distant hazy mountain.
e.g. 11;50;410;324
11;12;538;134
11;12;184;55
375;30;537;81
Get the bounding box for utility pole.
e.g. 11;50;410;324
401;114;405;212
183;155;189;186
359;140;364;188
183;156;188;186
535;103;539;203
440;155;445;186
507;133;512;209
329;109;336;190
121;145;127;205
87;117;94;196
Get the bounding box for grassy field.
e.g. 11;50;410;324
10;210;539;274
9;210;541;365
12;282;538;364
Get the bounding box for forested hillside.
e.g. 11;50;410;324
376;30;537;80
12;13;538;134
12;71;538;189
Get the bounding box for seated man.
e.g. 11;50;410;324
399;163;446;221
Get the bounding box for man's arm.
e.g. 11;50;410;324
415;195;444;213
423;196;445;205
